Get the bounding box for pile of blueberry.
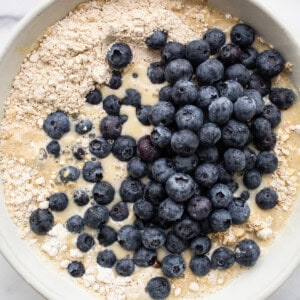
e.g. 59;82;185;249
29;22;296;300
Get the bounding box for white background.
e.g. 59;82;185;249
0;0;300;299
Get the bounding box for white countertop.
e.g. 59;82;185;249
0;0;300;299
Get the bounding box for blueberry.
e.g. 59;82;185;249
198;123;221;147
196;58;224;85
248;72;271;97
66;215;84;233
48;192;68;211
161;254;186;278
67;261;85;278
244;89;264;114
225;63;250;87
146;29;168;50
118;225;142;251
86;89;102;105
89;137;112;159
142;227;166;250
109;202;129;221
186;40;210;66
217;80;243;102
216;163;233;184
159;198;184;222
162;42;186;64
43;111;70;139
255;151;278;174
208;97;233;125
100;116;122;140
251;118;272;140
107;42;132;69
144;181;167;205
165;232;187;254
103;95;121;116
164;59;193;84
77;233;95;252
235;239;260;267
97;250;116;268
97;225;117;246
256;49;284;78
127;157;148;179
72;143;86;160
136;105;151;126
174;154;199;173
190;236;211;255
261;104;281;128
243;147;257;171
231;23;255;48
83;205;109;229
112;135;136;161
240;191;250;201
122;88;141;107
210;209;232;232
46;140;60;158
149;101;175;126
159;86;173;102
115;259;135;277
137;135;161;162
29;209;54;235
133;199;155;221
150;126;172;149
240;47;258;69
197;146;219;163
147;61;166;84
253;131;277;152
82;161;103;182
175;105;203;132
194;163;218;188
92;181;115;205
208;183;233;208
196;86;219;108
222;119;249;147
151;158;176;184
228;198;250;225
234;96;257;122
171;81;198;106
256;187;278;210
75;119;93;135
146;277;170;300
174;218;201;240
224;148;246;172
59;166;80;184
203;28;226;54
187;196;212;221
73;189;89;206
171;130;199;156
211;247;235;270
270;88;295;110
120;177;144;203
133;247;157;267
243;169;261;190
218;43;241;66
108;71;122;90
189;255;211;277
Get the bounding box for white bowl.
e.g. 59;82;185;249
0;1;299;299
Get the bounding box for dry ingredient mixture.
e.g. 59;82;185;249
0;0;300;299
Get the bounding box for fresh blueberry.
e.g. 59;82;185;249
159;86;173;102
218;43;241;66
127;157;148;179
210;209;232;232
43;111;70;139
103;95;121;116
100;116;122;140
120;177;144;203
149;101;175;127
75;119;93;135
162;42;186;64
253;131;277;152
107;42;132;69
235;239;260;267
115;259;135;277
164;59;193;84
225;63;250;87
196;86;219;108
150;126;172;149
240;47;258;69
256;187;278;209
112;135;136;161
190;255;211;276
222;119;249;147
89;137;112;158
82;161;103;182
234;96;257;122
187;196;212;221
133;199;155;221
146;277;170;300
77;233;95;252
122;88;141;107
73;189;89;206
147;61;166;84
144;181;167;205
108;71;122;90
142;227;166;250
256;49;284;78
97;225;117;246
228;198;250;225
97;249;116;268
48;192;68;211
196;58;224;85
269;88;295;110
198;123;221;147
165;232;187;254
29;209;54;235
195;163;218;188
59;166;80;184
66;215;84;233
255;151;278;174
174;218;201;240
162;254;186;278
190;236;211;255
137;135;161;162
203;28;226;54
118;225;141;251
46;140;60;158
83;205;109;229
244;89;264;114
248;72;271;97
175;105;203;132
211;247;235;270
231;23;255;48
243;147;257;171
86;89;102;105
208;97;233;125
261;104;281;128
72;143;86;160
243;169;261;189
174;154;199;173
171;81;198;106
186;40;210;66
133;247;157;267
217;80;243;102
151;158;176;184
109;202;129;221
92;181;115;205
251;118;272;140
159;198;184;222
208;183;233;208
197;146;219;164
136;105;151;126
67;261;85;278
146;29;168;49
171;130;199;155
224;148;246;172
